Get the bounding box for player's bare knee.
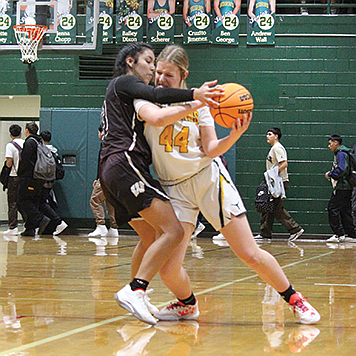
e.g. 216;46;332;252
165;224;184;247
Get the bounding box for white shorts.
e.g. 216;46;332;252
163;157;246;231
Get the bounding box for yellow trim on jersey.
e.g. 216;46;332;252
182;110;199;124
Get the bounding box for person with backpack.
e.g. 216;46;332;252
40;131;68;236
3;124;26;237
254;127;304;241
325;134;356;243
18;122;51;237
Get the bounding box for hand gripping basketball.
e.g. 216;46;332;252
210;83;254;128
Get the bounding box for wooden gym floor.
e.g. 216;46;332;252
1;230;355;356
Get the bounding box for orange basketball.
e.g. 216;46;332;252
210;83;254;128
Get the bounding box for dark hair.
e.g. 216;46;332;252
40;130;52;142
9;124;22;137
267;127;282;140
113;43;153;77
98;125;103;133
329;133;342;144
26;121;39;135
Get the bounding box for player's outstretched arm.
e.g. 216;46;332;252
135;100;203;127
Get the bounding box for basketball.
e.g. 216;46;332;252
210;83;254;128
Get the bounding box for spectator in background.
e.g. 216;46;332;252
3;124;26;237
40;130;68;236
325;134;356;242
191;212;205;239
255;127;304;241
297;0;342;15
88;126;119;238
299;0;309;15
320;0;338;14
18;122;50;237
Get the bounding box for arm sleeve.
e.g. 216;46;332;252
5;143;13;159
274;145;287;163
198;106;214;127
329;151;349;179
114;75;195;104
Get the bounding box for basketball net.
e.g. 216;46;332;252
13;25;48;64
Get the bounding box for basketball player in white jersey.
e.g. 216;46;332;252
132;45;320;326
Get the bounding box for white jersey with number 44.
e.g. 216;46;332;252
134;99;214;186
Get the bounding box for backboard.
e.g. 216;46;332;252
0;0;100;51
16;1;58;33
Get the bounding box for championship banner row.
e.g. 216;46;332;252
116;0;275;46
0;0;275;46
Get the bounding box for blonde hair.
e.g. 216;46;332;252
156;45;189;89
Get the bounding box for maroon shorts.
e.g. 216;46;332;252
99;151;169;226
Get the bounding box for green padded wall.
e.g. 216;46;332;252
40;109;101;219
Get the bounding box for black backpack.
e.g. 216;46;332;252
346;144;356;187
255;180;275;213
0;162;11;191
52;152;65;180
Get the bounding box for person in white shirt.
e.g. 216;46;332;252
255;127;304;242
4;125;25;236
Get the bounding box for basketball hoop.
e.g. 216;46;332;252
13;25;48;64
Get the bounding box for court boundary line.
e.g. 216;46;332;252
194;251;334;296
315;283;356;287
0;251;333;356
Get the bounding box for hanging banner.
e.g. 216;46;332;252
247;0;275;45
0;0;14;44
48;0;77;44
116;0;143;44
211;0;240;45
85;0;94;43
147;0;175;44
183;0;211;45
99;0;114;43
